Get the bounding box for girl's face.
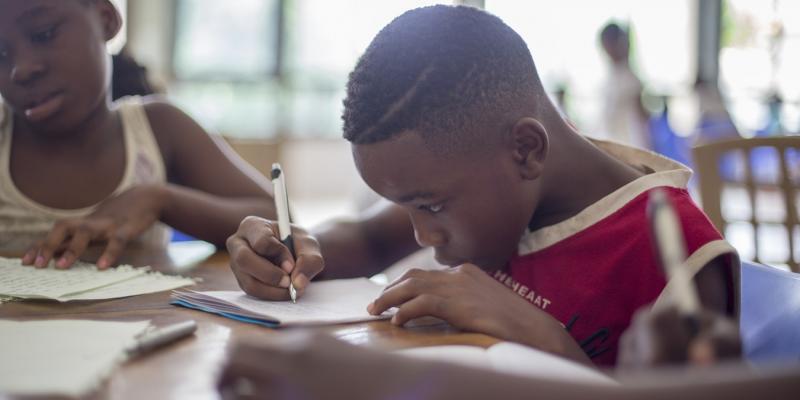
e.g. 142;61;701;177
0;0;120;136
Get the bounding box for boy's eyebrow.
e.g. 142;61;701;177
16;6;55;24
397;191;437;203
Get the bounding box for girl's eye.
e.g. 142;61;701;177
31;26;57;43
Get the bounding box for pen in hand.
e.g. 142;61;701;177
271;163;297;303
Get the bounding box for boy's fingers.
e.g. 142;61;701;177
390;294;445;326
232;270;291;301
57;229;92;269
368;277;430;315
229;237;290;288
241;232;294;270
385;268;442;291
292;252;324;290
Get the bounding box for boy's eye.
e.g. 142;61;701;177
31;25;58;44
419;203;444;214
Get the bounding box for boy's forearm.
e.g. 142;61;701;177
155;183;275;247
313;202;419;280
313;219;400;279
506;312;594;366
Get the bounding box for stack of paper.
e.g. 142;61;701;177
172;278;391;327
399;342;617;385
0;256;195;302
0;320;151;397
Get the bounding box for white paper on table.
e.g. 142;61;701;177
0;257;195;302
0;320;151;397
173;278;391;326
62;272;196;301
398;342;617;385
0;257;145;300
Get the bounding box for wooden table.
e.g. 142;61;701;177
0;245;497;399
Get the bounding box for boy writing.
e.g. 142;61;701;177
0;0;275;268
226;5;738;366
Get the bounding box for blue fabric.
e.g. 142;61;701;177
739;261;800;363
171;299;280;328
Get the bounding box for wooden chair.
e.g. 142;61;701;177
693;136;800;272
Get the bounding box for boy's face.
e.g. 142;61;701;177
353;131;538;270
0;0;119;135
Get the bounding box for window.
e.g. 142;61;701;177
720;0;800;134
485;0;694;136
169;0;449;138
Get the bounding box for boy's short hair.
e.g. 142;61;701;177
342;5;545;153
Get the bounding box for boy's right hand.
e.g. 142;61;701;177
226;216;324;301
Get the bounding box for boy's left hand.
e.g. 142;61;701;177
21;184;167;270
367;264;577;359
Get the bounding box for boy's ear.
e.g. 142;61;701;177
95;0;123;42
510;117;549;180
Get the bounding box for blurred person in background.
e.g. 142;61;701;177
599;22;650;150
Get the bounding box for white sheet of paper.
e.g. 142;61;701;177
399;342;616;385
0;320;150;397
62;272;196;301
174;278;390;326
0;257;144;300
0;257;194;301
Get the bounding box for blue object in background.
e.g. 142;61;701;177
740;260;800;363
171;230;197;242
648;110;692;168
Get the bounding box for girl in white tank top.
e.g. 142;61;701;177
0;97;170;252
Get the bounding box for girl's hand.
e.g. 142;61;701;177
21;184;167;269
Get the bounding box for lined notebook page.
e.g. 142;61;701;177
0;257;144;300
0;320;150;397
0;257;194;301
62;272;196;301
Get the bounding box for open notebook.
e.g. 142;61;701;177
399;342;617;385
0;256;195;302
172;278;391;327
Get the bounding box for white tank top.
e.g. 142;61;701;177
0;96;171;252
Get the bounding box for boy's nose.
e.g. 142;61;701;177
412;222;447;248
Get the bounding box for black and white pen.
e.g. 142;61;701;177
271;163;297;303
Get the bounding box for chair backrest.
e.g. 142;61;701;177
739;260;800;363
693;136;800;272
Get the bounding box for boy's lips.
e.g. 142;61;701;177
24;91;65;122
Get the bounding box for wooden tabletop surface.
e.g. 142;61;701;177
0;244;497;400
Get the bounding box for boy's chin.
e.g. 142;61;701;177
433;252;462;267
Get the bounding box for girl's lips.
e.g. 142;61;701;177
24;92;65;122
